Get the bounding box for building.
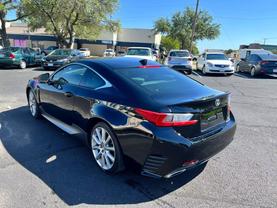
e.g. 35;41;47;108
4;22;161;56
240;43;277;52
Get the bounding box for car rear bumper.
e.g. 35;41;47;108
141;116;236;178
169;64;192;70
42;61;65;69
206;66;235;74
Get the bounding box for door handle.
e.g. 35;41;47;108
64;92;73;97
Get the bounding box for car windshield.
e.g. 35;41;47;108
206;54;228;60
127;48;150;56
114;67;200;96
79;48;88;51
106;49;113;52
49;49;72;56
259;54;277;60
169;51;190;57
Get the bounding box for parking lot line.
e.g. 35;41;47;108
234;73;250;79
192;71;202;78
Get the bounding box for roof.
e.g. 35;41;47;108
78;57;161;69
127;47;152;50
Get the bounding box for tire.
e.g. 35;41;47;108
202;65;207;75
236;64;240;72
28;90;41;119
42;52;47;56
19;60;27;69
250;67;256;77
90;122;124;174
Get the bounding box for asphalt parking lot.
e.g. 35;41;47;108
0;67;276;208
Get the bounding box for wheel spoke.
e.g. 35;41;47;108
96;128;102;142
95;151;102;160
105;146;115;152
92;144;100;150
104;136;111;144
106;151;115;162
92;134;101;144
101;128;106;142
100;154;105;168
104;153;111;168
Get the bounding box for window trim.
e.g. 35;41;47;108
50;63;112;90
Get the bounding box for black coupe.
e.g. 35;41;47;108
26;57;236;178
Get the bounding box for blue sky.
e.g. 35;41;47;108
7;0;277;52
113;0;277;52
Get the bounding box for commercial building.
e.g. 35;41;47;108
4;22;161;56
240;43;277;52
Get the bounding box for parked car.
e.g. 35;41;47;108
79;48;91;57
197;52;235;75
41;49;82;70
125;47;156;61
164;50;193;75
117;50;126;56
26;57;236;178
41;46;59;56
103;49;115;57
0;47;39;69
236;53;277;77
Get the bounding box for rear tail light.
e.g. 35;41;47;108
168;57;172;61
135;108;198;127
9;53;15;59
183;160;199;168
187;58;192;61
260;61;269;65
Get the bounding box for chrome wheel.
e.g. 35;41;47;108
29;91;37;117
91;127;115;170
20;60;26;69
236;65;240;72
251;67;256;77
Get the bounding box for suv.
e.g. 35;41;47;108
164;50;193;74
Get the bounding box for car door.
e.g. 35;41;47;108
239;56;249;72
245;55;257;73
22;48;32;65
39;64;87;124
197;53;205;69
27;48;37;65
72;66;109;130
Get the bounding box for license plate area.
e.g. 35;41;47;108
48;63;53;66
273;69;277;73
201;108;225;132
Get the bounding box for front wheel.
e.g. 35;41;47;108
250;67;256;77
236;65;240;72
28;90;40;118
90;122;124;174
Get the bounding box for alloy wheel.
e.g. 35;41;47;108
91;127;116;170
29;91;37;116
20;60;27;69
251;67;256;77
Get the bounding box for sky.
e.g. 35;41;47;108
113;0;277;52
7;0;277;52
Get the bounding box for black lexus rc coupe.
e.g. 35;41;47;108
26;57;236;178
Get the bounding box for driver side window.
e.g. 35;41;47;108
52;64;87;86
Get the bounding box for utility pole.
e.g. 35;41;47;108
190;0;200;52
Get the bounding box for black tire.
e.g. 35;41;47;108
250;67;256;77
28;90;41;119
19;60;27;69
90;122;125;174
42;52;47;56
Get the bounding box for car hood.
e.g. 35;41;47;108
206;60;232;65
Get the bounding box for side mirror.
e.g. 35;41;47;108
38;73;50;83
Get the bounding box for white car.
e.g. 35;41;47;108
197;52;235;75
164;50;193;74
103;49;115;57
79;48;91;57
125;47;156;61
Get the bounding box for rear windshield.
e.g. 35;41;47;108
206;54;228;60
127;48;150;56
259;54;277;60
114;67;200;96
169;51;189;57
49;49;72;56
106;49;113;52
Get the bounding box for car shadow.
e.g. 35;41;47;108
234;72;277;79
0;106;206;206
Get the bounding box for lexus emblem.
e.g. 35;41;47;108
215;99;220;107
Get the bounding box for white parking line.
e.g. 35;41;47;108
192;71;202;78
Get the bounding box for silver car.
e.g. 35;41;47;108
165;50;193;74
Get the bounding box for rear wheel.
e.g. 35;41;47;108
19;60;27;69
90;122;124;174
250;67;256;77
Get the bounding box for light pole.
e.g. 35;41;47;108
190;0;200;52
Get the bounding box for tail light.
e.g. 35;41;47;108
187;58;192;61
260;61;269;65
135;108;198;127
168;57;172;61
9;53;15;59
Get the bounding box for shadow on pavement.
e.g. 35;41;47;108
0;106;206;206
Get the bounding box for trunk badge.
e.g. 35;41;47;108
215;99;220;107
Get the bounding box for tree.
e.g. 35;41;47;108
19;0;119;48
161;36;180;52
154;7;220;51
0;0;30;47
225;49;234;55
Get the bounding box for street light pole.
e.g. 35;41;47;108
190;0;200;52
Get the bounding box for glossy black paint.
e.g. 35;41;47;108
27;57;236;178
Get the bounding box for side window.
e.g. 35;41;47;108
80;68;106;89
23;48;30;55
52;64;87;86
